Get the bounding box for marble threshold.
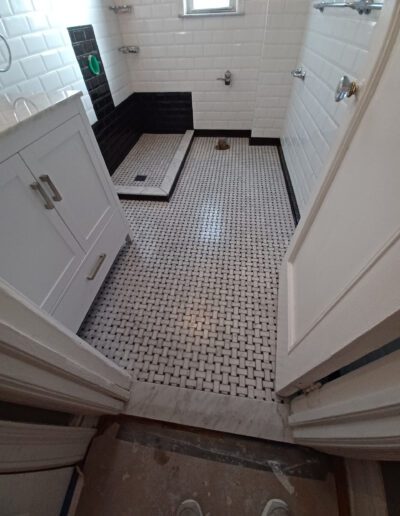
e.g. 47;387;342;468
124;380;293;443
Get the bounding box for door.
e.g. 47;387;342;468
0;277;131;414
0;155;83;312
277;1;400;397
20;115;115;252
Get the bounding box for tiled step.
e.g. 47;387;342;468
114;130;194;200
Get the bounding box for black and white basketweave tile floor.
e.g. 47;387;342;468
79;138;295;406
112;133;183;188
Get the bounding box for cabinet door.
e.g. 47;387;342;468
20;116;115;252
0;155;84;312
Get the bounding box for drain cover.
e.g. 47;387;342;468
135;175;147;182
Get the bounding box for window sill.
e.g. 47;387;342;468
179;11;244;17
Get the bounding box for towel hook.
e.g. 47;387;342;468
0;34;12;72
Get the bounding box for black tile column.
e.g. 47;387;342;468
68;25;114;120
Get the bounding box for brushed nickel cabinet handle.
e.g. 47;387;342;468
39;174;62;201
87;253;106;280
30;181;55;209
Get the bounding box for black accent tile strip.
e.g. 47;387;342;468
249;137;281;146
277;142;301;226
68;25;114;121
117;194;170;202
194;129;251;138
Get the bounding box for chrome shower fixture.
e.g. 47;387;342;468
109;5;133;14
118;46;140;54
217;70;232;86
313;1;383;15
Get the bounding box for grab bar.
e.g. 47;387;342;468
0;34;12;72
314;1;383;14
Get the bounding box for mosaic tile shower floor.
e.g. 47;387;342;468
79;138;295;402
112;133;183;188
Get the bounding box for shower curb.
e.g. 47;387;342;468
116;130;194;201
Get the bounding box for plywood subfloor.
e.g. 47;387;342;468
77;418;339;516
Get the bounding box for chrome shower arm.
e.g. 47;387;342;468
313;1;383;15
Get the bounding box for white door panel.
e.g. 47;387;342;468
0;155;83;311
278;2;400;396
20;116;115;252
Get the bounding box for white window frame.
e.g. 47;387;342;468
183;0;238;16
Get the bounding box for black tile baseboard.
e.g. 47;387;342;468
276;143;300;226
249;137;281;146
195;129;251;138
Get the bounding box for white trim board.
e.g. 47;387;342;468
0;279;131;415
289;350;400;460
125;381;292;443
0;420;95;473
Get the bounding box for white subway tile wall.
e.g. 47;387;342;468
281;5;381;214
118;0;309;131
0;0;383;202
251;0;309;138
0;0;131;125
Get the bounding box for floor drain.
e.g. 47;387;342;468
215;138;230;150
135;175;147;182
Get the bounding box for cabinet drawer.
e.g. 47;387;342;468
52;209;128;332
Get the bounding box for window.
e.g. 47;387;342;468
184;0;237;15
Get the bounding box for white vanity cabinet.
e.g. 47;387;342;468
0;154;85;313
0;92;132;332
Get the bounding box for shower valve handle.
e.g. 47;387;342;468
217;70;232;86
